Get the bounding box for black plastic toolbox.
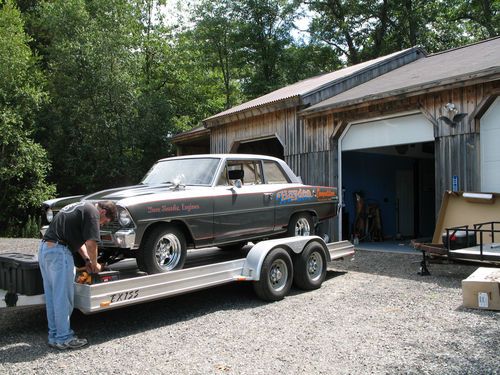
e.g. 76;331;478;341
0;252;44;295
442;230;477;250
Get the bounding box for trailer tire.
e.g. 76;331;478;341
253;248;293;302
138;225;187;274
287;213;314;237
293;241;327;290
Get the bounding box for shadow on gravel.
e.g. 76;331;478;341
0;271;351;364
331;250;479;289
0;283;261;363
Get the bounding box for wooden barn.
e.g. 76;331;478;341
173;37;500;241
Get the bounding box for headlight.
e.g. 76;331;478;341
46;208;54;223
118;209;132;226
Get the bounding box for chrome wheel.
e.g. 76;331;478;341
294;217;311;236
155;233;182;271
269;259;288;292
307;251;324;282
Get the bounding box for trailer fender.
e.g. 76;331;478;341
241;236;329;281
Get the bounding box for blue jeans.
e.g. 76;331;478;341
38;241;76;344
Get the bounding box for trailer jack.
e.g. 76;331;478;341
418;250;431;276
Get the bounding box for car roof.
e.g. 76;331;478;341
157;154;284;163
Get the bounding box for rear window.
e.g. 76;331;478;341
263;161;289;184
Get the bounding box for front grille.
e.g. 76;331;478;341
101;219;123;233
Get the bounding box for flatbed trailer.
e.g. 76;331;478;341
1;236;354;314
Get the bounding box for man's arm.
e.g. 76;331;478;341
82;240;102;273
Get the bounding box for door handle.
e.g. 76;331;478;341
264;193;273;201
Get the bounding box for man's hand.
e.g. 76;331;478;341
92;262;102;273
85;260;102;274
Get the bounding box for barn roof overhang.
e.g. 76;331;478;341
171;125;210;145
300;68;500;119
203;96;302;128
300;37;500;119
203;47;425;128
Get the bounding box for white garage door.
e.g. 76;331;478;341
337;113;435;240
341;113;434;151
481;97;500;192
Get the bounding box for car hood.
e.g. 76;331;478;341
83;184;201;202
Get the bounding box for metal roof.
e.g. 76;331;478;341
302;37;500;115
203;47;421;123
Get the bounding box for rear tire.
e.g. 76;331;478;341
253;248;293;301
293;242;327;290
287;213;314;237
138;225;187;274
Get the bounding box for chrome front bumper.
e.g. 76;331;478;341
100;229;137;249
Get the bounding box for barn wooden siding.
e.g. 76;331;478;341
303;80;500;218
208;80;498;239
210;107;297;156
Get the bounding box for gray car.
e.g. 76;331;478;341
42;154;338;274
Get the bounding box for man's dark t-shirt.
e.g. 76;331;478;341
43;202;100;253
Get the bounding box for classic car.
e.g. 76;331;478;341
42;154;338;274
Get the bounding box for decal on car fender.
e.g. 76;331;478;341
316;188;336;200
275;189;315;204
147;203;201;215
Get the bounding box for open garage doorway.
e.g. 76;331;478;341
338;113;436;242
233;137;284;159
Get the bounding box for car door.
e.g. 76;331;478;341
213;159;275;242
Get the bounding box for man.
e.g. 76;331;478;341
39;200;117;350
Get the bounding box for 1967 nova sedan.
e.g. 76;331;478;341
42;154;338;274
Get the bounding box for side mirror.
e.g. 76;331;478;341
233;179;242;189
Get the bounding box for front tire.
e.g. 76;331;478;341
293;242;327;290
287;213;314;237
253;248;293;301
138;225;187;274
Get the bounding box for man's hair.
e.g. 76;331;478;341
97;201;118;221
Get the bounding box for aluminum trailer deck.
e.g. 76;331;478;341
1;236;354;314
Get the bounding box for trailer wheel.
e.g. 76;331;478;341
287;213;314;237
138;225;187;274
253;248;293;301
293;242;327;290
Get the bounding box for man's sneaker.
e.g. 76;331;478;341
48;342;57;349
55;337;88;350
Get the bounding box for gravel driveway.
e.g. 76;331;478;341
0;238;499;374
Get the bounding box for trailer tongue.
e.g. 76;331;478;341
1;236;354;314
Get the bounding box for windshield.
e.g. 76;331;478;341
141;158;221;186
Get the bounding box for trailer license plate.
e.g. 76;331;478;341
110;290;139;303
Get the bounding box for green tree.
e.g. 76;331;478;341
31;0;225;195
191;0;243;109
0;0;55;236
235;0;297;98
281;43;342;83
34;0;154;193
305;0;499;64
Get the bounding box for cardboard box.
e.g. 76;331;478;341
462;267;500;310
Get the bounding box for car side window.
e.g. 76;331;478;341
222;160;263;186
263;161;290;184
